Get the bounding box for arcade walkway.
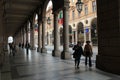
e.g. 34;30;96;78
0;48;120;80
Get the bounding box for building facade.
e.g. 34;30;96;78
46;0;97;46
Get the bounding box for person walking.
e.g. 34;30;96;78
19;42;21;48
9;43;12;54
22;42;24;48
25;41;30;55
73;41;83;69
83;41;93;67
11;42;16;56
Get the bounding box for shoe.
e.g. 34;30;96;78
77;66;79;69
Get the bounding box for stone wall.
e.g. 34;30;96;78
96;0;120;75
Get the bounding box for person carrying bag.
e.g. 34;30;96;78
73;41;83;69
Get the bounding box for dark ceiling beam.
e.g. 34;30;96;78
11;0;40;3
6;9;31;15
11;0;41;6
6;21;24;24
1;0;43;36
10;4;36;10
5;14;27;18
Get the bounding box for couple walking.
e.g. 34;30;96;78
73;41;93;69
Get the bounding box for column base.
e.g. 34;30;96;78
96;55;120;75
52;50;61;57
37;47;41;52
61;51;71;59
41;48;47;53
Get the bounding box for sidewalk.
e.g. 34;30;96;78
0;48;120;80
46;45;98;64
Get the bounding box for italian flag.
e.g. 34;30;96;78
58;11;63;25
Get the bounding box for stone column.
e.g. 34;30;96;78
52;12;61;57
26;25;28;42
20;29;23;43
41;17;47;53
96;0;120;75
30;20;35;50
83;27;86;46
22;28;25;46
61;1;71;59
37;18;41;52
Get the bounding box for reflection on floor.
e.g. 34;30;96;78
0;48;120;80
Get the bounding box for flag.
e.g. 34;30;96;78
58;11;63;25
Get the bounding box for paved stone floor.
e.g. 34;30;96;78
0;48;120;80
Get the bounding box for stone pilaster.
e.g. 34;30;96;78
22;28;25;45
52;12;61;57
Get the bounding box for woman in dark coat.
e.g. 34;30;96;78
73;41;83;69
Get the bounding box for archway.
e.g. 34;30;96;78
8;36;13;43
77;22;84;45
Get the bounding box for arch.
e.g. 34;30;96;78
8;36;13;43
77;22;84;44
42;0;53;18
77;22;84;34
91;18;97;45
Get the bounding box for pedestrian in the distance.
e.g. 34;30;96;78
11;42;16;56
19;42;21;48
25;41;30;55
22;42;24;48
73;41;84;69
83;41;93;67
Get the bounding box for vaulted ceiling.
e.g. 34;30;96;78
0;0;66;37
0;0;43;36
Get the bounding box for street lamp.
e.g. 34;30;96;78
76;0;83;13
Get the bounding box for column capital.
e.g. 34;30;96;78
63;0;70;11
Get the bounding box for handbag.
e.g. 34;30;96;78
72;52;76;58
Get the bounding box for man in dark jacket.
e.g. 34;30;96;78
25;41;30;55
73;41;83;69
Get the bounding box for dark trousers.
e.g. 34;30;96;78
75;56;81;67
26;49;29;54
85;56;92;67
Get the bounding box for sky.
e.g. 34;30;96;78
35;1;52;20
46;0;52;11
